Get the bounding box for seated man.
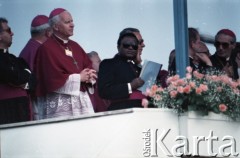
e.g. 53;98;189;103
98;32;146;110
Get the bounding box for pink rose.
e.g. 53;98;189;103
167;75;179;83
151;84;158;92
186;66;193;73
193;71;204;79
183;85;191;94
173;75;180;81
186;73;192;79
230;81;238;89
219;104;227;112
177;86;184;93
221;75;230;84
157;87;164;92
189;81;196;88
195;87;202;94
176;79;185;86
170;90;178;98
199;84;208;91
145;88;154;97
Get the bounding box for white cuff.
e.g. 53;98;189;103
128;83;132;94
24;68;31;74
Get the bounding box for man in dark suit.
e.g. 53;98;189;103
98;32;146;110
210;29;237;79
0;17;32;124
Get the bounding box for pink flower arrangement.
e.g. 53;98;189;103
144;67;240;120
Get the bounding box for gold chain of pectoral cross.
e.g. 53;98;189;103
65;46;79;70
54;37;79;70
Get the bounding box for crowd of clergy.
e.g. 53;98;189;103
0;8;239;125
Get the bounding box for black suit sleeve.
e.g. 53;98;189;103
98;59;129;100
0;54;31;86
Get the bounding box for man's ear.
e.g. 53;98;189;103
117;45;120;52
189;41;194;49
52;24;59;31
45;29;53;37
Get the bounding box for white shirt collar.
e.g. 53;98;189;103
54;34;69;44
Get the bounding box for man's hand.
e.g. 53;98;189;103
80;68;97;82
195;53;212;66
133;51;142;65
130;77;144;90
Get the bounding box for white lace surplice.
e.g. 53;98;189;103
36;74;94;119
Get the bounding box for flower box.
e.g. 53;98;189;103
144;66;240;121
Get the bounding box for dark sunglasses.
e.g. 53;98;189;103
1;28;12;34
214;41;232;49
122;43;138;50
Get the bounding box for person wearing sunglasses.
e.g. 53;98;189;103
0;17;32;124
119;28;169;89
119;28;145;66
210;29;236;77
98;32;147;110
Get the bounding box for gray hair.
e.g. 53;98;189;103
87;51;99;58
31;23;50;36
49;15;61;27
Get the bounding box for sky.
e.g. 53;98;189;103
0;0;239;70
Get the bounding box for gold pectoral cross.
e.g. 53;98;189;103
65;48;79;69
65;49;73;57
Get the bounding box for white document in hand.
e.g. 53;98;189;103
138;60;162;93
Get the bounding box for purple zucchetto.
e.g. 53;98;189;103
31;15;49;27
49;8;66;19
217;29;236;39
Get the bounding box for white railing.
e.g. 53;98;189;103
0;108;239;158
